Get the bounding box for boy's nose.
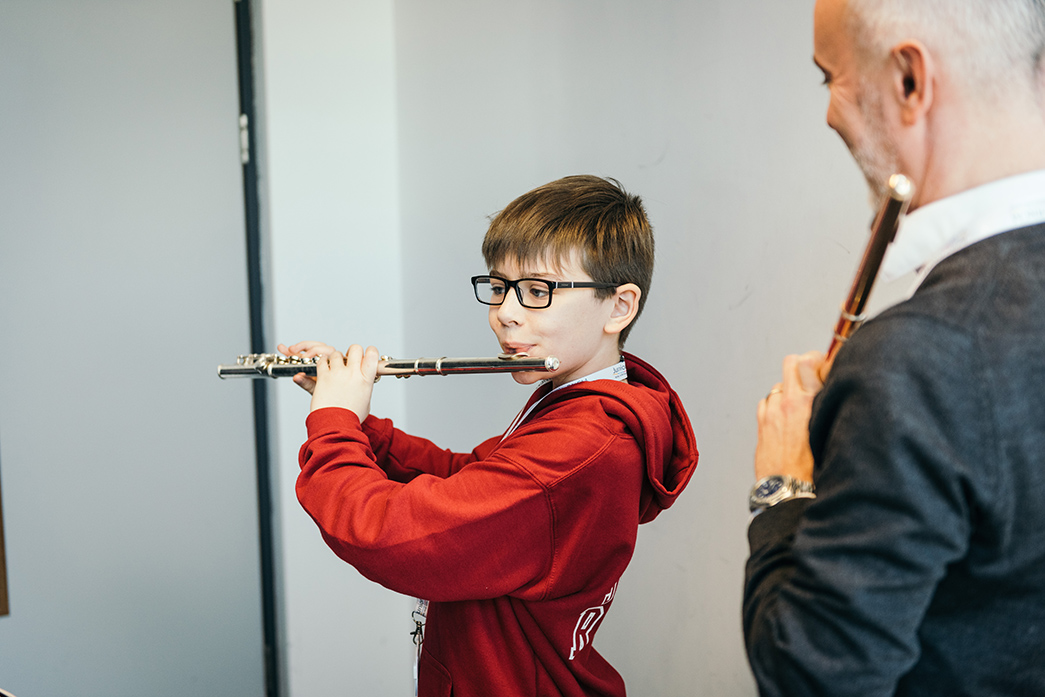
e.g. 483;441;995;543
495;288;525;324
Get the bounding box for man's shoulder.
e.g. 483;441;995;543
858;224;1045;347
920;221;1045;297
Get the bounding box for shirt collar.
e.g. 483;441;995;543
880;168;1045;291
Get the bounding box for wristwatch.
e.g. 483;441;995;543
749;475;815;512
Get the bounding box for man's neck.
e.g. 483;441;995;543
916;98;1045;209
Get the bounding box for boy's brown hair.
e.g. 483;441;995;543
481;175;654;347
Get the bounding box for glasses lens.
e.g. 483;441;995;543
473;277;554;307
517;279;552;308
474;276;506;305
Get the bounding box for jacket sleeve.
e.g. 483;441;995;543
744;315;985;696
297;407;555;602
360;414;493;482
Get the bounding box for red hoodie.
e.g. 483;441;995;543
297;352;698;696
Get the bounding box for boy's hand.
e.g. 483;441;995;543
277;341;336;394
310;345;381;422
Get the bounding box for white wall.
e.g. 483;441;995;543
260;1;896;695
0;2;265;695
256;1;412;696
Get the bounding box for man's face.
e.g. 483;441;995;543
813;0;899;203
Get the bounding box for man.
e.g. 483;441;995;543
744;1;1045;695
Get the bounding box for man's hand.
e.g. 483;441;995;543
309;345;381;421
755;351;827;483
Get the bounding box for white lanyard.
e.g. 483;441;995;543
411;597;427;696
501;359;628;441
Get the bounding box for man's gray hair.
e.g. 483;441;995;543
846;0;1045;99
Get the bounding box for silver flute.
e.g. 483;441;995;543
217;353;560;379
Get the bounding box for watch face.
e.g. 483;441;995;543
754;477;785;499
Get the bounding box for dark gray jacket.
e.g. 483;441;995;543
745;224;1045;696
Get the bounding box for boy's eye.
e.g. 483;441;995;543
488;281;507;296
524;282;550;299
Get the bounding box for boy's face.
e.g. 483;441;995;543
487;251;623;389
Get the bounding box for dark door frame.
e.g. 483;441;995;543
234;2;280;695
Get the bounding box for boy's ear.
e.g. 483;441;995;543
604;283;641;337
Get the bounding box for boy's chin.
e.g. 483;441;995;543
511;371;546;386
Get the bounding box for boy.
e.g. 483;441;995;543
280;175;697;696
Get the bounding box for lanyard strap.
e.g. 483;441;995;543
501;359;628;441
411;598;428;696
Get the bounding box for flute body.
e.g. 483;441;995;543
827;174;914;360
217;353;560;379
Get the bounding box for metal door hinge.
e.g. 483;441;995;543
239;113;250;164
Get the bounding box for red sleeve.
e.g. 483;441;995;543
297;407;553;602
361;414;491;482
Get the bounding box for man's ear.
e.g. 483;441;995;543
892;41;934;125
604;284;641;337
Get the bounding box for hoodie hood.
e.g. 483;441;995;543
538;351;699;522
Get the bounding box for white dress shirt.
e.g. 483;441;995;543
880;169;1045;298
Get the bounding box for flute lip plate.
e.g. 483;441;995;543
888;173;913;199
497;352;560;371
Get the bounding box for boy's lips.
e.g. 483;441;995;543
502;343;536;357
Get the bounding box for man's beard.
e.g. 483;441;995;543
851;84;900;207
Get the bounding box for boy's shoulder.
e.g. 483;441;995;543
509;352;693;466
497;354;696;516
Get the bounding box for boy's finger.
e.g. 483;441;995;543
360;346;381;381
342;345;364;369
316;351;342;373
283;340;336;357
293;374;317;394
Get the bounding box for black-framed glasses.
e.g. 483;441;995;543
471;274;619;309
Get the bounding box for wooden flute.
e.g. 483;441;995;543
217;353;560;379
826;173;914;360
